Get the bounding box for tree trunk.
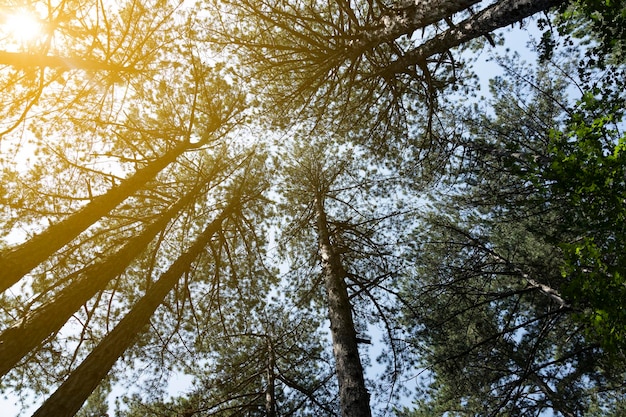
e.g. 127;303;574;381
314;196;371;417
356;0;481;47
265;337;277;417
30;205;233;417
381;0;566;76
0;140;201;293
0;182;206;377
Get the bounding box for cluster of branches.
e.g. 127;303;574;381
1;0;625;417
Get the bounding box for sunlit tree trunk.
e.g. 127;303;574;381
314;195;371;417
0;139;207;293
30;205;234;417
0;181;208;377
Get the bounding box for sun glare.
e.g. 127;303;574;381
3;11;42;44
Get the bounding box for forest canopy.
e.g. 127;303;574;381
0;0;625;416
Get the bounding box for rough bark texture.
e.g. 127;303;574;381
30;208;231;417
265;338;277;417
0;140;195;293
314;197;371;417
0;183;203;377
381;0;566;75
357;0;481;46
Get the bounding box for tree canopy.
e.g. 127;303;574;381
0;0;625;416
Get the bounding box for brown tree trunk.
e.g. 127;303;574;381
356;0;481;47
265;337;277;417
314;196;371;417
0;140;201;293
0;182;206;377
30;205;233;417
381;0;566;76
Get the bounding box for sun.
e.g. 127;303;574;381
2;10;42;44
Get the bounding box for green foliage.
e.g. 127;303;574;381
3;0;626;416
396;51;626;416
538;91;626;352
119;306;338;417
562;0;626;63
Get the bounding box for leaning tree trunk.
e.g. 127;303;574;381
0;138;212;293
379;0;566;76
30;204;234;417
314;196;371;417
355;0;481;48
0;180;210;377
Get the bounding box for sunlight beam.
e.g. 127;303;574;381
2;10;43;45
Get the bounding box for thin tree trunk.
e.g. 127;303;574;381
265;337;277;417
0;181;207;377
381;0;565;76
30;205;233;417
0;140;201;293
314;196;371;417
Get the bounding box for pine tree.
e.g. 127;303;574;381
396;55;626;416
1;1;624;416
28;158;268;416
273;138;414;416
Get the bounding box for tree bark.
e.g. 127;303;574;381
356;0;481;47
380;0;566;76
314;196;371;417
30;205;233;417
0;140;202;293
265;337;277;417
0;182;206;377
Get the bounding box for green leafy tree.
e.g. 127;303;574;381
0;1;253;413
120;306;338;417
538;88;626;352
396;56;626;416
206;0;567;165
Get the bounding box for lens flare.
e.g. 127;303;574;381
3;11;42;44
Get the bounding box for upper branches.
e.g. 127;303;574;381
207;0;566;149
